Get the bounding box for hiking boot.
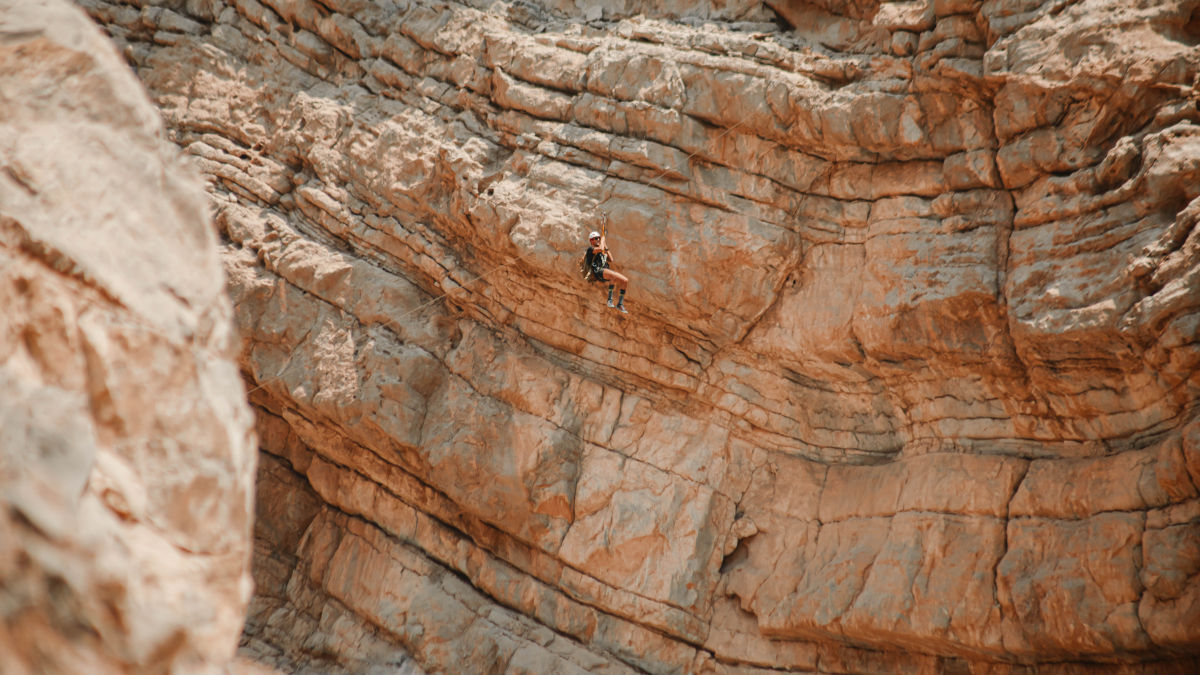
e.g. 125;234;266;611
617;304;628;314
607;298;615;308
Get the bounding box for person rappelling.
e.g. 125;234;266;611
584;229;629;313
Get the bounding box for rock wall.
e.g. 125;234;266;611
0;1;256;672
79;0;1200;672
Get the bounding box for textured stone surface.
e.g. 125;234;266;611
0;0;256;672
73;0;1200;672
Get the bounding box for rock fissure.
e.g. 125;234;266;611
253;387;732;628
284;499;642;672
254;436;720;660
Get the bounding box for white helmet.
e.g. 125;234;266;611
588;231;601;239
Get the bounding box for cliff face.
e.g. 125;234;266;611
77;0;1200;672
0;1;256;672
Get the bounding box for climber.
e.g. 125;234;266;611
585;230;628;313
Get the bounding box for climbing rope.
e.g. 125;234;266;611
636;116;747;195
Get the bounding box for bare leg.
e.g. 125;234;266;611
602;270;629;312
603;269;629;290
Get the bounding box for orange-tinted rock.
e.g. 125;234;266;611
998;513;1150;656
63;0;1200;672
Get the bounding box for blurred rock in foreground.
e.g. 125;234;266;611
0;1;256;672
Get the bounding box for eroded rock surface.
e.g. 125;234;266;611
80;0;1200;672
0;1;256;672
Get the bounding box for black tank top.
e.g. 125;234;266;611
586;246;608;275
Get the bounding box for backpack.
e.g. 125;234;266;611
579;251;595;282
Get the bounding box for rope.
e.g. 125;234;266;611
635;116;747;195
380;251;531;330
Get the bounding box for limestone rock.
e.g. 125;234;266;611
75;0;1200;672
0;0;256;672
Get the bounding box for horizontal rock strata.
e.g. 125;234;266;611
80;0;1200;672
